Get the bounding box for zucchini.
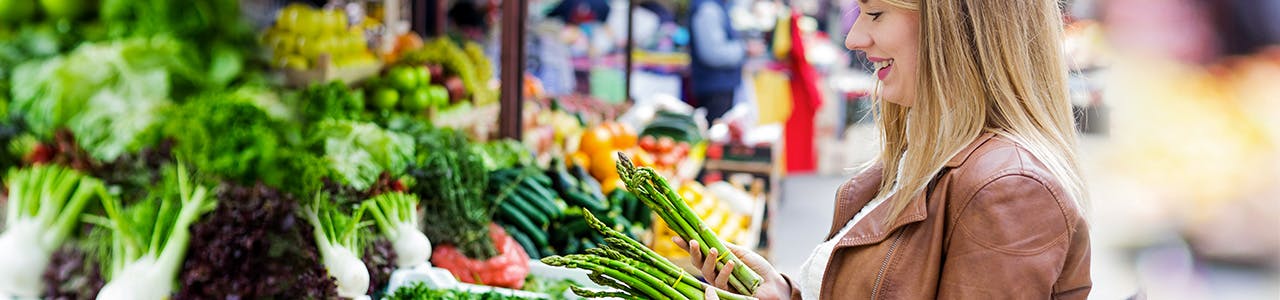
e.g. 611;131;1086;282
505;194;550;225
562;237;581;254
505;225;541;259
515;183;561;218
559;217;590;236
498;203;548;247
563;191;609;212
530;171;553;187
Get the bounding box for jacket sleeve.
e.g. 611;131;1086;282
780;273;804;300
691;1;746;68
937;173;1080;299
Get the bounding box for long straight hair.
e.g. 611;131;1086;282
864;0;1087;225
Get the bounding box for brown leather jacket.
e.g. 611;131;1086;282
784;132;1091;299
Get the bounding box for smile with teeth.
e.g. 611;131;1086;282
875;60;894;72
874;59;894;80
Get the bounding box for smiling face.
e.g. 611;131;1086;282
846;0;921;107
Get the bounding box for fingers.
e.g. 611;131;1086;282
704;286;720;300
700;247;719;281
688;239;703;266
673;236;687;249
714;260;735;289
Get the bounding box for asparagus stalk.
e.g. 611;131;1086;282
542;256;676;299
615;153;763;295
568;254;701;300
587;272;647;298
570;286;646;300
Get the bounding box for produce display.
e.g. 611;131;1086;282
262;4;378;70
366;64;451;112
0;1;746;299
615;153;762;295
492;156;653;262
573;121;651;194
399;38;496;105
641;110;703;145
652;182;756;259
540;211;750;300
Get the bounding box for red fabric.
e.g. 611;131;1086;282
783;10;824;173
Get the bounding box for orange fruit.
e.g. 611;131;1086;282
590;150;622;181
580;125;614;156
612;123;638;149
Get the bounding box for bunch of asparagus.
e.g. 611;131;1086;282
541;210;752;300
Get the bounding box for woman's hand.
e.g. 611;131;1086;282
674;237;792;300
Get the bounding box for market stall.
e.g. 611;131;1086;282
0;0;793;298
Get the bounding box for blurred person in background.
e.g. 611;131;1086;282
677;0;1093;298
689;0;761;123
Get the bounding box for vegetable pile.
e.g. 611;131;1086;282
176;183;336;299
540;211;749;300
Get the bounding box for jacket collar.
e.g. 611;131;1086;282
945;132;997;167
826;132;998;246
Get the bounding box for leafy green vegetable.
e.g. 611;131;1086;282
97;0;260;91
387;282;543;300
309;120;415;191
522;276;576;300
145;89;286;186
298;81;366;125
8;37;187;162
477;139;535;171
398;123;496;260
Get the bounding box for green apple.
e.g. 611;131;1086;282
388;66;417;91
0;0;36;23
402;88;431;111
414;66;431;87
427;85;450;108
372;88;399;110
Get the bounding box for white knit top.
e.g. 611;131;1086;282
796;193;889;299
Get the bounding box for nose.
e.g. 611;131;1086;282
845;10;871;51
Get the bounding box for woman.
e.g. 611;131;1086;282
677;0;1092;298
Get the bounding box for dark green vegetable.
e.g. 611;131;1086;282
401;124;496;260
505;226;541;260
386;282;544;300
297;81;365;125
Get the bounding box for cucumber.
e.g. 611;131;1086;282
498;203;548;247
563;191;609;212
563;237;581;254
580;238;598;252
505;194;549;225
516;182;561;218
530;171;553;187
560;218;589;235
505;225;541;259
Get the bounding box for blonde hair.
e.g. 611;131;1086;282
865;0;1087;224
